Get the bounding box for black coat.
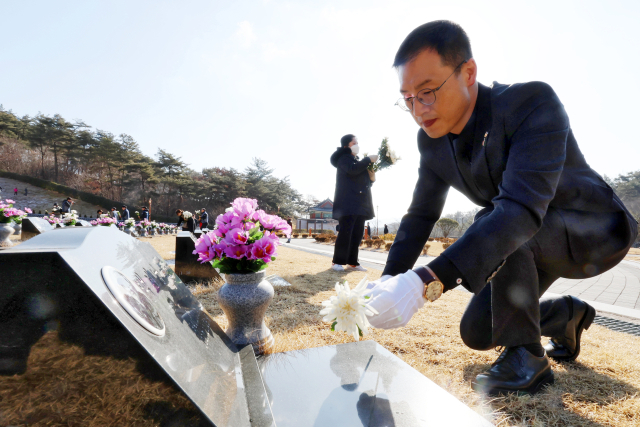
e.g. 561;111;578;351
141;210;149;220
200;211;209;225
384;81;638;294
330;147;374;220
177;216;196;233
121;209;130;220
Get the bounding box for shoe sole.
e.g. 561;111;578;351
473;370;555;397
553;303;596;362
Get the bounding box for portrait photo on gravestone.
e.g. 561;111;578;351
1;3;640;427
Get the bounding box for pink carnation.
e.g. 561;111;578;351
232;198;258;219
24;207;33;214
225;244;248;259
225;228;249;245
5;199;15;204
259;213;282;230
250;236;277;263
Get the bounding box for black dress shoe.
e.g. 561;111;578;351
544;296;596;361
472;346;554;396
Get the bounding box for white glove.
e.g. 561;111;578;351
366;275;393;290
368;154;379;163
365;271;425;329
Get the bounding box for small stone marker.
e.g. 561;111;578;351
265;274;291;287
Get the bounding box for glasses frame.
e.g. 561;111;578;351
395;59;469;112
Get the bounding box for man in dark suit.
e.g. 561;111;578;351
121;205;130;221
365;21;638;396
330;134;378;272
140;206;149;221
61;197;73;214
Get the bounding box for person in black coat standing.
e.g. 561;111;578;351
176;209;196;233
330;134;378;272
199;208;209;231
141;206;150;221
364;21;638;396
121;205;130;221
384;224;389;235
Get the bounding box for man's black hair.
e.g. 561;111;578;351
393;20;472;71
142;206;147;209
66;197;72;200
111;207;116;210
121;205;127;208
340;134;355;147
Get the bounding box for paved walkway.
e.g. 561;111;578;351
282;238;640;320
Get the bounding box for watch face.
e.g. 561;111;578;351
425;281;444;302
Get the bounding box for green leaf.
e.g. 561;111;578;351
357;325;363;337
271;256;276;261
331;321;337;331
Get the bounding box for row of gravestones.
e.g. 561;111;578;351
0;220;492;426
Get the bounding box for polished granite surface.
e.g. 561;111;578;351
20;217;53;240
259;341;493;427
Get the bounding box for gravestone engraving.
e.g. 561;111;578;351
0;227;493;426
175;231;222;283
20;217;53;241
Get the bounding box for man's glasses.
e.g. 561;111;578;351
395;59;468;112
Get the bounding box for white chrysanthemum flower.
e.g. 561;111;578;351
319;277;378;341
183;211;193;219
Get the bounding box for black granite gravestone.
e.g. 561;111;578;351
175;231;222;283
20;217;53;241
0;228;493;426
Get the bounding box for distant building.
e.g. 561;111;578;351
297;198;339;232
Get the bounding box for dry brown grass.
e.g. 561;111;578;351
194;246;640;426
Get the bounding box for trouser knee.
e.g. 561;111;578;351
459;313;494;351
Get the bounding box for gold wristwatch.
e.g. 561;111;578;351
414;266;444;302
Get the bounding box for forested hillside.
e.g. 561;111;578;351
0;106;309;218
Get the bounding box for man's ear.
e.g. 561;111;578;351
463;58;477;87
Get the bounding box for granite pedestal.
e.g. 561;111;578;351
0;228;493;426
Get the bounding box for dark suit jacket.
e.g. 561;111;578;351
141;210;149;220
200;211;209;225
121;209;130;220
384;81;637;294
330;147;375;220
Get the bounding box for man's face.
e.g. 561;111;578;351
398;49;477;138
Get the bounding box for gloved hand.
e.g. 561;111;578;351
368;154;379;163
365;270;425;329
366;275;393;290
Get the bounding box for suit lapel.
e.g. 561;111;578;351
471;83;499;201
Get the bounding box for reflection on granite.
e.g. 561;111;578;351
20;217;53;241
259;341;493;427
265;274;291;287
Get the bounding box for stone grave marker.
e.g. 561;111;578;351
175;230;222;283
20;217;54;241
0;227;493;426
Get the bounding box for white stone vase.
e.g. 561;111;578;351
13;222;22;235
217;270;274;354
0;223;15;247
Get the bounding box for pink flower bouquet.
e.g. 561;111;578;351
192;197;292;274
0;200;27;224
91;217;118;226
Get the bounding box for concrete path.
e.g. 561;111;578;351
282;238;640;321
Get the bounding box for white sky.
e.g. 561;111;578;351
2;0;639;227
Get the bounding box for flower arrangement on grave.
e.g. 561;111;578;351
91;217;118;226
319;277;378;341
182;211;193;220
0;200;27;224
139;219;151;228
61;210;79;226
149;221;159;229
364;137;401;173
45;215;62;225
121;218;136;228
192;197;292;274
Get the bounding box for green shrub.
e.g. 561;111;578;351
301;234;308;238
373;239;383;249
292;233;299;238
380;233;395;241
364;239;373;248
385;242;393;251
442;243;452;250
422;244;431;255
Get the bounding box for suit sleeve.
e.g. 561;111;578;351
383;160;449;276
429;83;569;294
338;155;372;176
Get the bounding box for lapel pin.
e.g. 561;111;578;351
482;131;489;147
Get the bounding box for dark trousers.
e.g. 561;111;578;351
332;215;366;266
460;208;637;349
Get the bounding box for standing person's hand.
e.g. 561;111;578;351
365;271;425;329
368;154;379;163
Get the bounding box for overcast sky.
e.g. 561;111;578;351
2;0;639;226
